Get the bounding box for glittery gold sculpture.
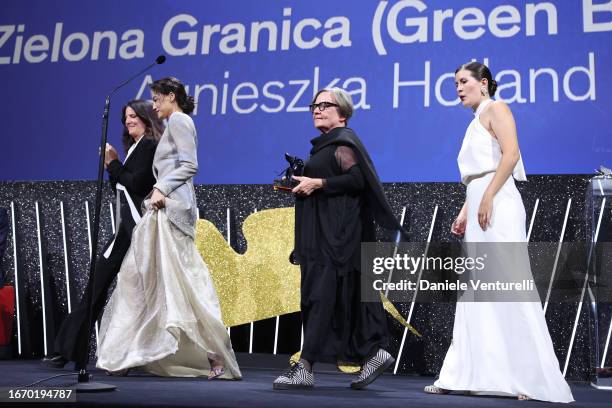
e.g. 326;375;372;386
195;207;300;327
195;207;421;340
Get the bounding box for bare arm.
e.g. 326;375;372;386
478;101;521;230
451;200;468;237
483;101;520;199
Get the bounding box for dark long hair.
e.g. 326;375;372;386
149;77;195;115
121;99;165;153
455;61;498;97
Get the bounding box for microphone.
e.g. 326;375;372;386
110;55;167;95
77;55;167;387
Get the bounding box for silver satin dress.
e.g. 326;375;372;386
96;112;241;379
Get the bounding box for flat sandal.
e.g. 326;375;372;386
424;385;451;394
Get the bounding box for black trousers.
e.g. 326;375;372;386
300;259;389;365
53;219;134;368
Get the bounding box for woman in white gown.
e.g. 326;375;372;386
96;77;241;380
424;62;573;402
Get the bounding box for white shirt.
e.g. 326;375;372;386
124;134;144;163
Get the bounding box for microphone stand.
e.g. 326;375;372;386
74;56;165;392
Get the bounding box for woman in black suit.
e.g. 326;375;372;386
43;100;164;369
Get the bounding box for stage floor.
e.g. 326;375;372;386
0;360;608;407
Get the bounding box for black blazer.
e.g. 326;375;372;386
106;137;157;228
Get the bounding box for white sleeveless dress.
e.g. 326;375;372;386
433;100;573;402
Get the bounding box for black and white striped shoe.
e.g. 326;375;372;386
350;349;395;390
273;361;314;390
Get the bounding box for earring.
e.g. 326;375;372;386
480;86;488;96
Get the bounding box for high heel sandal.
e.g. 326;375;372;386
208;359;225;380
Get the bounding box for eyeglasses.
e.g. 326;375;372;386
309;102;339;113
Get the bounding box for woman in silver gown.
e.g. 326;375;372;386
96;77;241;380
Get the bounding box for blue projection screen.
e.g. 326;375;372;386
1;0;610;183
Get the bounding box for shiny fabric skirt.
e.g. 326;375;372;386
96;208;241;379
434;173;573;403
